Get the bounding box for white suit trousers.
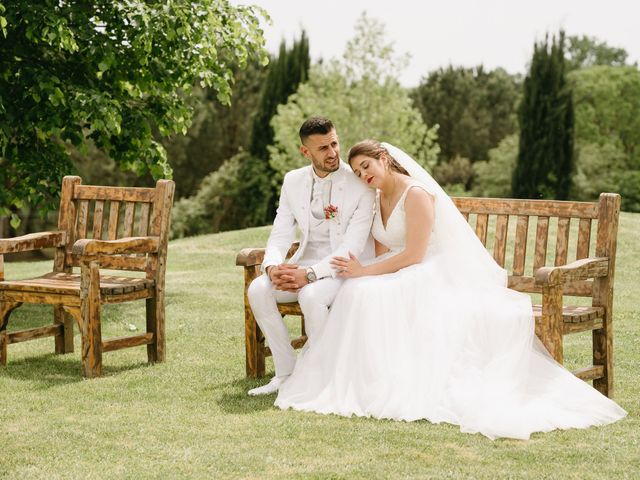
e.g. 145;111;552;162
247;274;343;377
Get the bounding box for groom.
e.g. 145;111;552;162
247;117;375;395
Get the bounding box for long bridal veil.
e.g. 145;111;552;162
382;142;507;287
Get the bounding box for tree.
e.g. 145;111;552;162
472;134;518;198
568;65;640;211
249;31;310;220
170;32;311;236
565;35;631;71
269;13;439;180
164;58;268;199
412;66;520;164
0;1;267;228
513;32;574;200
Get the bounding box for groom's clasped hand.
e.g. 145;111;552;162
267;264;304;292
270;251;363;292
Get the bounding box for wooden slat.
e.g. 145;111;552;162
475;214;489;245
492;214;509;267
107;201;120;240
278;303;303;316
92;200;105;239
0;272;153;295
461;212;469;222
0;290;81;306
532;304;604;323
555;217;571;266
138;203;150;236
123;202;136;237
8;325;62;344
452;197;599;218
74;185;155;203
264;335;308;357
76;200;89;239
102;333;154;352
533;216;549;272
573;365;605;381
576;218;592;260
512;215;529;276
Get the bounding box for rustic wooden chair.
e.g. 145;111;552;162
0;176;175;378
237;193;621;398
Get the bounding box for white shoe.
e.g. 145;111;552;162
248;376;288;396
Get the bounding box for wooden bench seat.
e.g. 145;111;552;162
237;193;621;398
0;272;154;297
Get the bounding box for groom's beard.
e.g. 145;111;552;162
312;155;339;174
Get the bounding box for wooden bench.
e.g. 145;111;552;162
0;176;175;378
237;193;621;398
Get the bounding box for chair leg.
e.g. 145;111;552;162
593;319;613;397
540;285;564;364
80;261;102;378
146;296;165;363
54;305;74;354
244;307;265;378
0;301;22;366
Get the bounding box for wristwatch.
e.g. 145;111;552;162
305;267;317;283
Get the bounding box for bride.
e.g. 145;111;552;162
274;140;627;440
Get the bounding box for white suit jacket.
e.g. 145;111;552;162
263;161;375;279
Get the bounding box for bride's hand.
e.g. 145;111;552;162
331;252;365;278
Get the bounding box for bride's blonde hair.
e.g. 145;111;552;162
347;140;409;176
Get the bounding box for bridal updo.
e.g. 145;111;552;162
347;140;410;176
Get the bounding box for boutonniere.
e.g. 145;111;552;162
324;204;339;220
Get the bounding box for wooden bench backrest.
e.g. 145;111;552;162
451;194;621;297
54;176;175;276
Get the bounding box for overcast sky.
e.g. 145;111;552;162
234;0;640;87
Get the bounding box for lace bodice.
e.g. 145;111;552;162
371;182;433;254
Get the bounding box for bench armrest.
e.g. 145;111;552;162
535;257;609;287
235;241;301;268
72;236;160;256
236;248;265;267
0;231;66;254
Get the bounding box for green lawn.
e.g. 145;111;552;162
1;213;639;479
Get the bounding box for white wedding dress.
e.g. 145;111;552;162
275;146;627;440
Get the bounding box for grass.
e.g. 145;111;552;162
1;213;639;479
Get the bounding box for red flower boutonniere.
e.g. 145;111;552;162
324;204;338;220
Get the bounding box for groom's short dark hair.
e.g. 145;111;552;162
299;117;335;143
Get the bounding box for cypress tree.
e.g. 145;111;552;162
247;31;310;220
513;32;574;199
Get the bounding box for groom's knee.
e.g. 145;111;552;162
297;282;328;311
247;274;272;312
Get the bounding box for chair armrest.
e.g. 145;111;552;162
72;236;160;256
535;257;609;287
236;248;265;267
0;231;66;254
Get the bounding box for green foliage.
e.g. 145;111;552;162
565;35;631;71
250;31;310;161
0;0;268;225
249;31;310;221
164;59;268;199
568;66;640;211
472;134;518;198
170;151;271;238
269;13;439;179
432;156;474;191
513;32;574;200
412;66;520;163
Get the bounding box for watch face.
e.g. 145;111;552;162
306;270;316;282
